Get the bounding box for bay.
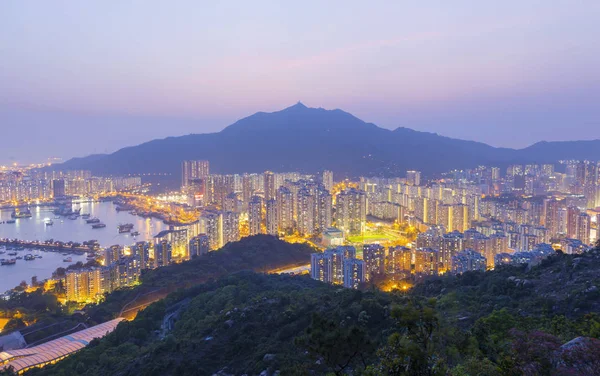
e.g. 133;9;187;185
0;201;168;293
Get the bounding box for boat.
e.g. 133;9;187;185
63;257;72;262
118;223;134;233
24;254;35;261
86;217;100;224
131;231;140;237
81;213;91;219
92;223;106;229
6;219;16;224
45;220;54;226
15;256;23;260
0;251;5;255
11;208;32;219
7;252;17;256
53;206;81;217
68;215;78;220
1;259;16;266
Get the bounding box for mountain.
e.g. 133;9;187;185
56;103;600;180
27;242;600;376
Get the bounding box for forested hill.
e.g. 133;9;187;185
24;243;600;376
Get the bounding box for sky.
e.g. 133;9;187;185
1;1;600;164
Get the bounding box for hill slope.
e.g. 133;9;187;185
56;103;600;180
26;245;600;376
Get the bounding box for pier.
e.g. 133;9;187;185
0;238;97;254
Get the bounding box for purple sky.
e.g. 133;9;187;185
1;1;600;164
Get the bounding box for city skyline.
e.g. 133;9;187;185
2;1;600;164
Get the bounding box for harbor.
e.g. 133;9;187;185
0;201;168;293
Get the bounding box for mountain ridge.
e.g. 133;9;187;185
54;104;600;181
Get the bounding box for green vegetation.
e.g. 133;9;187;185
13;240;600;375
86;234;315;323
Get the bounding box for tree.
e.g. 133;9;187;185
367;299;443;376
296;313;372;375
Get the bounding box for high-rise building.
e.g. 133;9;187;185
222;211;240;244
277;186;294;233
104;245;122;266
566;206;581;238
248;196;263;236
413;248;439;277
266;199;278;236
363;244;385;279
189;234;210;257
311;252;332;283
576;213;591;245
451;249;487;274
131;241;151;269
335;189;366;235
52;179;66;198
322;170;334;192
153;233;173;268
315;188;332;233
343;258;365;289
181;160;209;189
297;189;315;236
200;211;223;250
406;170;421;186
264;171;276;201
440;231;464;273
65;268;102;302
388;246;412;280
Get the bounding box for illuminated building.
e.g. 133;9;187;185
343;258;365;289
544;198;565;237
451;249;487;274
248;195;263;235
65;268;102;302
242;174;253;208
311;252;332;283
189;234;210;257
440;231;464;272
322;170;334;192
277;186;294;233
311;247;361;288
153;234;173;268
326;247;351;284
315;187;332;233
131;241;151;269
413;248;438;277
566;206;581;238
200;211;223;250
363;244;385;279
104;245;122;266
266;199;278;235
335;188;366;235
370;201;405;222
223;192;240;212
406;170;421;186
264;171;276;201
388;246;411;280
297;189;315;236
222;211;240;244
181;160;209;189
321;227;344;247
577;213;591;245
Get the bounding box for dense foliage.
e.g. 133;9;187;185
27;273;398;375
86;234;315;323
14;242;600;375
